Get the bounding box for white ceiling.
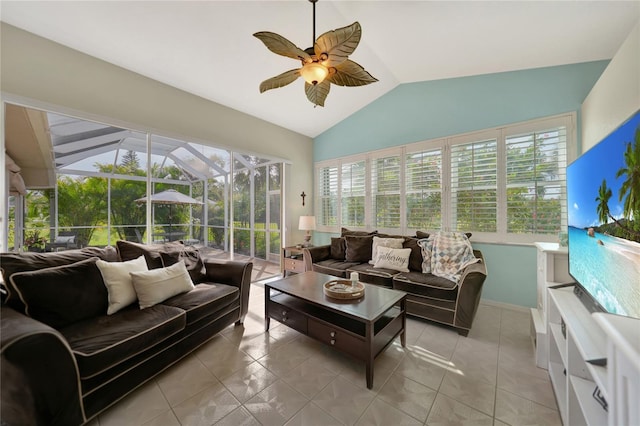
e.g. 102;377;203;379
1;1;638;138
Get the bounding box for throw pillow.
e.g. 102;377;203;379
96;255;148;315
341;227;377;237
369;237;404;265
54;235;75;244
160;246;205;284
415;231;430;239
403;238;423;271
418;237;434;274
345;235;374;262
130;261;195;309
330;237;347;260
116;240;184;269
10;257;108;329
374;246;411;272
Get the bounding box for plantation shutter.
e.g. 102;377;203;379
371;154;401;229
341;160;366;227
317;165;338;227
450;139;498;232
406;147;442;230
506;127;567;234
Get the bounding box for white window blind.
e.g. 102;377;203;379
405;147;442;230
450;139;498;232
506;126;567;234
317;165;338;227
341;160;366;227
371;154;401;229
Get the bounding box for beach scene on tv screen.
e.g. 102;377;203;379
567;111;640;318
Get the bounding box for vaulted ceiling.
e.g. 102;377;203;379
1;1;638;138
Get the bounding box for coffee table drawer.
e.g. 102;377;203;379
308;318;365;358
268;300;307;333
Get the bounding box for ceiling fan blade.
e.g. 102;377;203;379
305;80;331;107
259;69;301;93
254;32;311;62
315;22;361;68
328;60;378;87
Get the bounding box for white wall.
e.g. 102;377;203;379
582;21;640;152
0;23;314;247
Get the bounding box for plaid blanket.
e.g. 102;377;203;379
418;231;480;283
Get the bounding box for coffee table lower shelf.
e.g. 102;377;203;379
265;289;406;389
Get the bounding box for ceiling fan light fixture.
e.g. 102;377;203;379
300;62;328;85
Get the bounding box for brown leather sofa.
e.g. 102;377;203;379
303;231;487;336
0;242;252;426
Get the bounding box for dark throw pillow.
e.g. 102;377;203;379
341;227;378;237
160;246;206;284
10;257;108;329
330;237;347;261
403;237;424;272
345;235;374;263
415;231;430;239
116;240;184;269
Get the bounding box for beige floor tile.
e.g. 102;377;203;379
312;377;376;425
493;420;510;426
356;398;423;426
156;354;218;406
98;381;170;426
239;331;285;360
266;322;305;343
307;346;353;375
214;406;261;426
439;371;496;416
257;342;312;376
496;368;557;410
195;335;255;379
283;358;338;398
244;380;309;426
396;347;449;390
448;348;498;386
377;373;437;423
284;402;343;426
221;360;279;403
414;324;460;360
426;393;494;426
141;409;180;426
494;389;562;426
172;382;240;426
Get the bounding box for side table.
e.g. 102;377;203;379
281;246;306;276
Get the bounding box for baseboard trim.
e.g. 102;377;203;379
479;299;530;313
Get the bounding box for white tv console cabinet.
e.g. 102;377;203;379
547;286;640;425
531;242;572;368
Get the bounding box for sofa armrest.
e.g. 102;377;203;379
454;252;488;330
202;260;253;322
1;306;84;426
303;245;331;271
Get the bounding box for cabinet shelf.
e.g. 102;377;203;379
570;375;607;426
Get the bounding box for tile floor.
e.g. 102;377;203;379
91;280;561;426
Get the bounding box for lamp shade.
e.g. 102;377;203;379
300;62;328;85
298;216;316;231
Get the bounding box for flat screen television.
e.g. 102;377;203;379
566;109;640;320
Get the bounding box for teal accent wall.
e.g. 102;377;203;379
312;61;609;308
314;61;609;162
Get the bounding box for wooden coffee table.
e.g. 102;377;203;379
265;271;406;389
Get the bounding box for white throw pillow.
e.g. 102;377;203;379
130;261;195;309
373;246;411;272
369;237;404;265
96;255;148;315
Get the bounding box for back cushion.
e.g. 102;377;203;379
403;238;424;272
160;246;206;284
330;237;347;260
116;240;184;269
1;246;118;313
345;235;374;263
341;227;377;237
10;257;108;329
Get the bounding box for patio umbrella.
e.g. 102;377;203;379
135;189;203;236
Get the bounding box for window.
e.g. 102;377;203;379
314;113;574;242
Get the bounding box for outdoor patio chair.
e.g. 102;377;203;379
45;231;79;252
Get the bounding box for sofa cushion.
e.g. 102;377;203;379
403;238;423;272
130;261;195;309
10;257;108;329
60;304;186;379
116;240;184;269
161;283;239;325
393;271;458;301
160;245;205;283
346;263;396;287
1;246;118;313
345;235;374;262
312;259;361;278
330;237;347;261
374;246;411;272
370;237;404;265
96;256;148;315
341;227;377;237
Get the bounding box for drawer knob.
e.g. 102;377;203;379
330;331;336;337
330;339;336;345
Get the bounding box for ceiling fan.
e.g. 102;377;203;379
253;0;378;107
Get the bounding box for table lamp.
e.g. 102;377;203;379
298;216;316;246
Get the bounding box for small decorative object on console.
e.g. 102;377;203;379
324;279;365;299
